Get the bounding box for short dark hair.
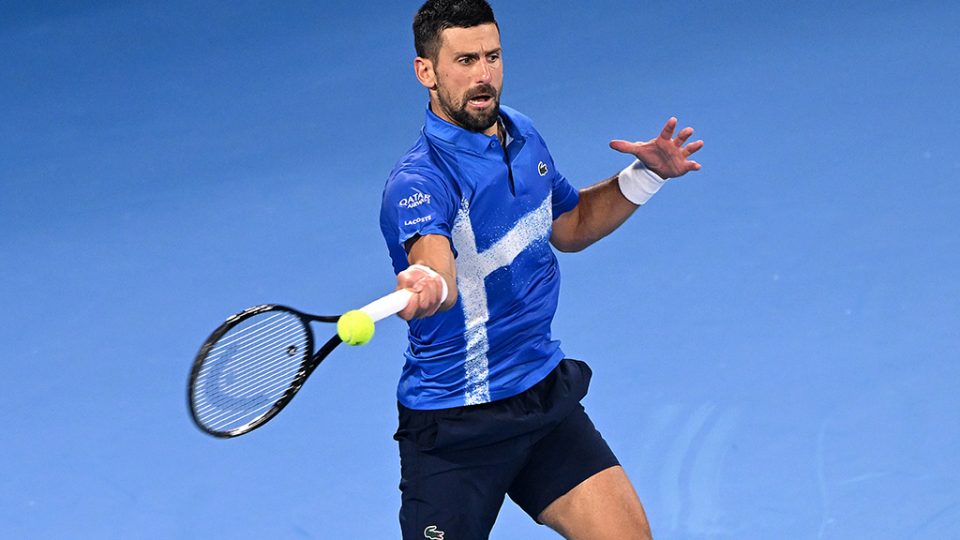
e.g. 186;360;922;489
413;0;498;60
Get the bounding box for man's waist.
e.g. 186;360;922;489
398;344;564;410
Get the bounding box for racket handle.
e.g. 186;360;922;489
360;289;414;322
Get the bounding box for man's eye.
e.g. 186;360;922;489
488;54;500;62
459;57;473;65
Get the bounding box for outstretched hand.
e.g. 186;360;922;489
610;117;704;179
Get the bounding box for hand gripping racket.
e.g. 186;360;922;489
188;289;412;438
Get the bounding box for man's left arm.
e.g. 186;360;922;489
551;117;704;252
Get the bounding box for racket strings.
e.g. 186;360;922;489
192;310;309;433
196;328;306;428
199;317;303;399
200;324;302;388
208;311;296;350
199;319;305;401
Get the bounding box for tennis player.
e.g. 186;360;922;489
380;1;703;538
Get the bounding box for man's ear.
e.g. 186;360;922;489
414;57;437;90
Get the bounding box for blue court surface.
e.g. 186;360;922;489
2;1;958;538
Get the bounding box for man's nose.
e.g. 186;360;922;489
476;59;493;83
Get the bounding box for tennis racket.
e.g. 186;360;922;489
188;289;412;438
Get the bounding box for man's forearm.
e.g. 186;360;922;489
550;175;639;252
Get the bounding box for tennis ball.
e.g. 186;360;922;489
337;310;375;346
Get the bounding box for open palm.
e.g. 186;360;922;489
609;117;704;179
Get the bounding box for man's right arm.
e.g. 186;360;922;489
396;234;457;320
381;165;458;321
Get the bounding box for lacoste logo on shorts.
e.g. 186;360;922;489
538;161;548;176
424;525;444;539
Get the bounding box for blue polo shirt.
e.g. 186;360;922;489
380;105;580;410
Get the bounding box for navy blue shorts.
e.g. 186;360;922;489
394;359;619;540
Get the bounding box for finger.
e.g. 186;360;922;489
674;127;694;147
397;268;425;288
398;294;418;320
416;277;443;316
418;278;436;304
658;117;677;141
397;274;417;289
682;140;704;157
609;139;641;154
398;280;426;319
686;160;702;172
401;290;429;320
424;293;441;317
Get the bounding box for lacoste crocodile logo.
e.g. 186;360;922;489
538;161;548;176
424;525;444;539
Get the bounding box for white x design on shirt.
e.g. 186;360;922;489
451;193;553;405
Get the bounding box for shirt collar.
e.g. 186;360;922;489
423;104;523;155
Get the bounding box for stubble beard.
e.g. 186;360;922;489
435;76;501;133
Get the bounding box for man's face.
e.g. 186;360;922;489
429;23;503;134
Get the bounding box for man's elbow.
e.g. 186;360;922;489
551;208;592;252
550;235;588;253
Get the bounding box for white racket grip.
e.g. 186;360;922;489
360;289;414;322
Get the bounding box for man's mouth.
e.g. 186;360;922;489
467;95;492;108
466;90;495;109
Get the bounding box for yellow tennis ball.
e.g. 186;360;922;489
337;310;375;346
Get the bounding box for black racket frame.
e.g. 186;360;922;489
187;304;342;438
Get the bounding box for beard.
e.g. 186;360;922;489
435;78;501;133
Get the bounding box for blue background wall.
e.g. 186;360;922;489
2;1;958;538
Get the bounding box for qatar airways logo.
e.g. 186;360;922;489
399;190;431;209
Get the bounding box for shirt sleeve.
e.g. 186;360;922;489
550;169;580;219
380;168;458;249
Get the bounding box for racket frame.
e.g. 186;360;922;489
187;304;341;438
187;289;412;438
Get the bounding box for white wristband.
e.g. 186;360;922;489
617;160;666;206
407;264;449;305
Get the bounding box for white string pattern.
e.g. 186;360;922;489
192;310;308;433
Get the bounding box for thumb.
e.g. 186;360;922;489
609;139;640;154
411;276;428;293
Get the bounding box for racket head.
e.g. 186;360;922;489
188;304;314;438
